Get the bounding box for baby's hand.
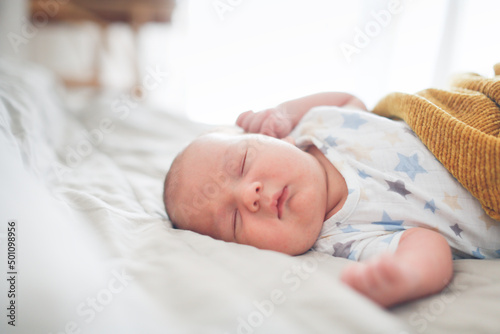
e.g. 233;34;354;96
236;107;293;138
340;253;419;308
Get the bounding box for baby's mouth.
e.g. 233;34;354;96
276;186;289;219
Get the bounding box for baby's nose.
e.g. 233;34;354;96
243;181;262;212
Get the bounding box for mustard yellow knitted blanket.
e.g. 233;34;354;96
372;64;500;220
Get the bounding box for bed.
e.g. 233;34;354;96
0;58;499;334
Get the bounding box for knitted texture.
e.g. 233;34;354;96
373;64;500;220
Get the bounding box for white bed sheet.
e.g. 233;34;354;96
1;58;498;334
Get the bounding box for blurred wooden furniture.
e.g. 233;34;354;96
29;0;176;90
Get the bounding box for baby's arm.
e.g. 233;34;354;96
237;92;367;138
340;227;453;308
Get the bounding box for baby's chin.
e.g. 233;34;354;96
280;243;315;256
272;232;322;256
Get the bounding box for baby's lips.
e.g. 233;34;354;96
277;186;289;219
271;188;282;216
271;186;289;219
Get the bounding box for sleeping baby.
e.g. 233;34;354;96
163;92;500;307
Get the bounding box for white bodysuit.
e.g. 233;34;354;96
290;106;500;261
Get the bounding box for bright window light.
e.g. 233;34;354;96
154;0;500;125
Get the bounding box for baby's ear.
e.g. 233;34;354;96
282;136;295;146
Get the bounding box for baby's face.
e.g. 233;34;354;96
173;133;329;255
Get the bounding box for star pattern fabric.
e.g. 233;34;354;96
332;240;355;258
394;153;428;181
372;211;405;231
291;106;500;261
358;169;371;179
472;248;485;259
386;179;412;198
382;233;398;244
424;199;438;213
324;135;338;147
404;128;418;138
443;192;463;210
345;143;373;161
341;113;368;129
450;223;463;238
341;225;361;233
381;131;403;145
479;213;496;230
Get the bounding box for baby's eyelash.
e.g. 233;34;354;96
233;209;238;237
240;150;248;175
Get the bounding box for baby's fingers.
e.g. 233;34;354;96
246;109;272;133
260;115;283;138
236;109;269;133
261;111;293;138
236;110;254;129
236;108;291;137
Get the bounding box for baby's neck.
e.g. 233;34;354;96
306;145;348;220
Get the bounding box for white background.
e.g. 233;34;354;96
2;0;500;124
